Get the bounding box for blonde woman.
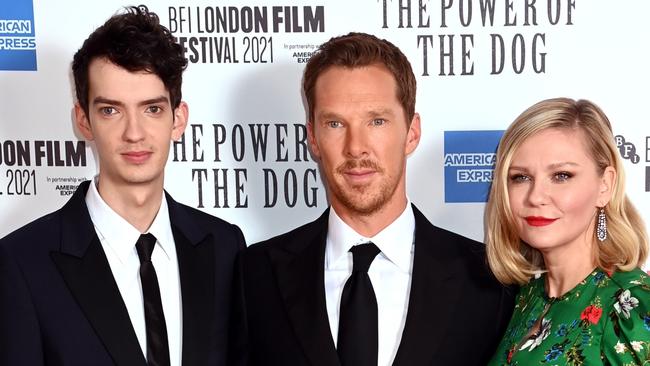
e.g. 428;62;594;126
486;98;650;365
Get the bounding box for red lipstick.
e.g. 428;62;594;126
525;216;557;227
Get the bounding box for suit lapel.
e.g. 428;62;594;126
269;210;341;366
166;195;215;366
392;206;464;366
51;181;146;366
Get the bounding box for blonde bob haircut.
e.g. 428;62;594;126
485;97;648;285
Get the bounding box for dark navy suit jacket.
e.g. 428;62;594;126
0;180;246;366
241;205;515;366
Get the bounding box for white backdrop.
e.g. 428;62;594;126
1;0;648;268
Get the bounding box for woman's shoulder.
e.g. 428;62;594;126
609;267;650;291
600;268;650;362
606;267;650;321
514;274;545;304
595;268;650;316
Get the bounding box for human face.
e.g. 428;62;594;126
75;58;187;191
507;128;614;256
307;64;420;218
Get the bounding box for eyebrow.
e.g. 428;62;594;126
509;162;580;171
316;111;342;121
92;95;170;107
366;108;396;118
316;108;396;121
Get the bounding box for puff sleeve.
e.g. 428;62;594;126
602;269;650;365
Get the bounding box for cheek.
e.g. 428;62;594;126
149;124;173;140
380;139;407;162
388;150;407;173
554;187;598;219
316;139;342;161
159;128;174;142
507;185;525;214
90;132;112;151
309;146;335;175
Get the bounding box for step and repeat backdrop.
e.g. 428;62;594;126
1;0;648;267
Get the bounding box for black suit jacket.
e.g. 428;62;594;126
0;180;246;366
240;205;514;366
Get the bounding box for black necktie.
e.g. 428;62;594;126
135;233;170;366
337;242;381;366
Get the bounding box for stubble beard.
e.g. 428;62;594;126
329;159;400;216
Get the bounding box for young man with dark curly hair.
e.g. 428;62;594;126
0;7;245;366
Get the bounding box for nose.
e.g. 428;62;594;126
122;111;146;142
526;179;549;207
343;124;369;159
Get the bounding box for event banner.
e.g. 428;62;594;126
1;0;648;268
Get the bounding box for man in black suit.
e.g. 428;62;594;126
0;7;245;366
240;33;514;366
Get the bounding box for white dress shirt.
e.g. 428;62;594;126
325;203;415;366
85;176;182;366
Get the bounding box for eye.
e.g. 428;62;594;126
326;120;343;128
99;106;117;116
371;118;386;126
146;105;163;114
509;173;530;183
553;171;573;182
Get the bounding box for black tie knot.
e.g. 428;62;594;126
136;233;157;264
350;242;380;273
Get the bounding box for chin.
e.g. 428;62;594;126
523;239;560;252
121;171;162;185
345;195;388;215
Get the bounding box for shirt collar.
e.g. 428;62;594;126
325;201;415;272
147;193;174;259
85;176;174;263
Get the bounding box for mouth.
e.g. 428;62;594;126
525;216;558;227
121;151;152;164
342;169;376;183
337;160;382;183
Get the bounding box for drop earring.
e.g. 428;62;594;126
597;207;607;242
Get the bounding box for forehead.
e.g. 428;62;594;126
313;64;400;109
511;127;593;165
87;57;169;100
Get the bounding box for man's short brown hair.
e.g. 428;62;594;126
303;32;417;123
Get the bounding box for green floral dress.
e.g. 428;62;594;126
488;268;650;365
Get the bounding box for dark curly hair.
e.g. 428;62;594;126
72;5;187;116
303;32;417;123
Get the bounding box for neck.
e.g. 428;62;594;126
96;177;164;233
542;240;596;298
332;194;408;238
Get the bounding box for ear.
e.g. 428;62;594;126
74;103;95;141
306;121;321;160
405;112;421;155
171;101;189;141
597;166;616;207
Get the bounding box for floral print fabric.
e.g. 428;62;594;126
488;268;650;365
